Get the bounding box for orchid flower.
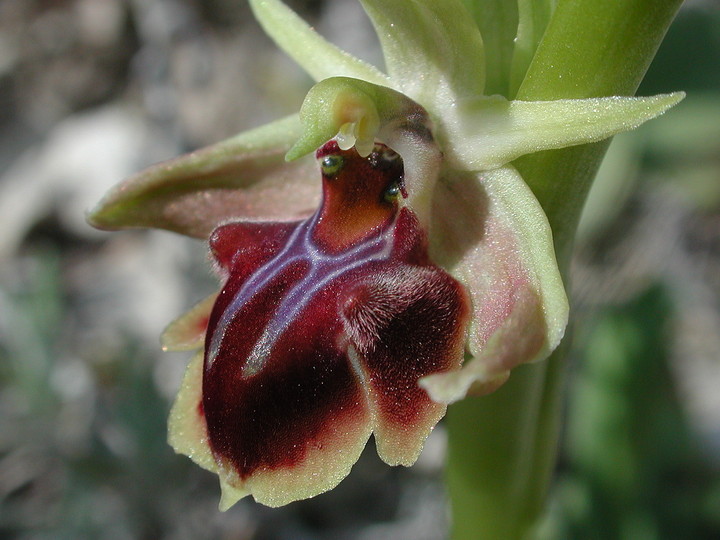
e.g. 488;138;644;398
87;0;683;511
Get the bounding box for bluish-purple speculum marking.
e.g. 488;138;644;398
207;200;395;377
201;140;469;483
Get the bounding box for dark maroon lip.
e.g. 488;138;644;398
197;139;469;498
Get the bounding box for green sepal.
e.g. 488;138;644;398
360;0;485;110
424;165;568;403
249;0;389;85
87;115;318;239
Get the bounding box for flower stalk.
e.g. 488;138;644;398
446;1;684;538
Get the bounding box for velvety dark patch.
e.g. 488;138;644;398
202;144;468;480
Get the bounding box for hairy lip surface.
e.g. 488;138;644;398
190;142;469;506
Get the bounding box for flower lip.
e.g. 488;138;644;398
179;133;470;507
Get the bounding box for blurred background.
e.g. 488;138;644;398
0;1;718;539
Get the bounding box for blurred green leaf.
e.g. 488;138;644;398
545;286;720;539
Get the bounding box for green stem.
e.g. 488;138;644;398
447;350;568;540
447;1;683;539
516;0;685;264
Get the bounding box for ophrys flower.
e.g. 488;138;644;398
88;0;683;508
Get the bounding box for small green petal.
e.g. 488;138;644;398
361;0;485;111
442;92;685;171
249;0;389;86
87;115;319;238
